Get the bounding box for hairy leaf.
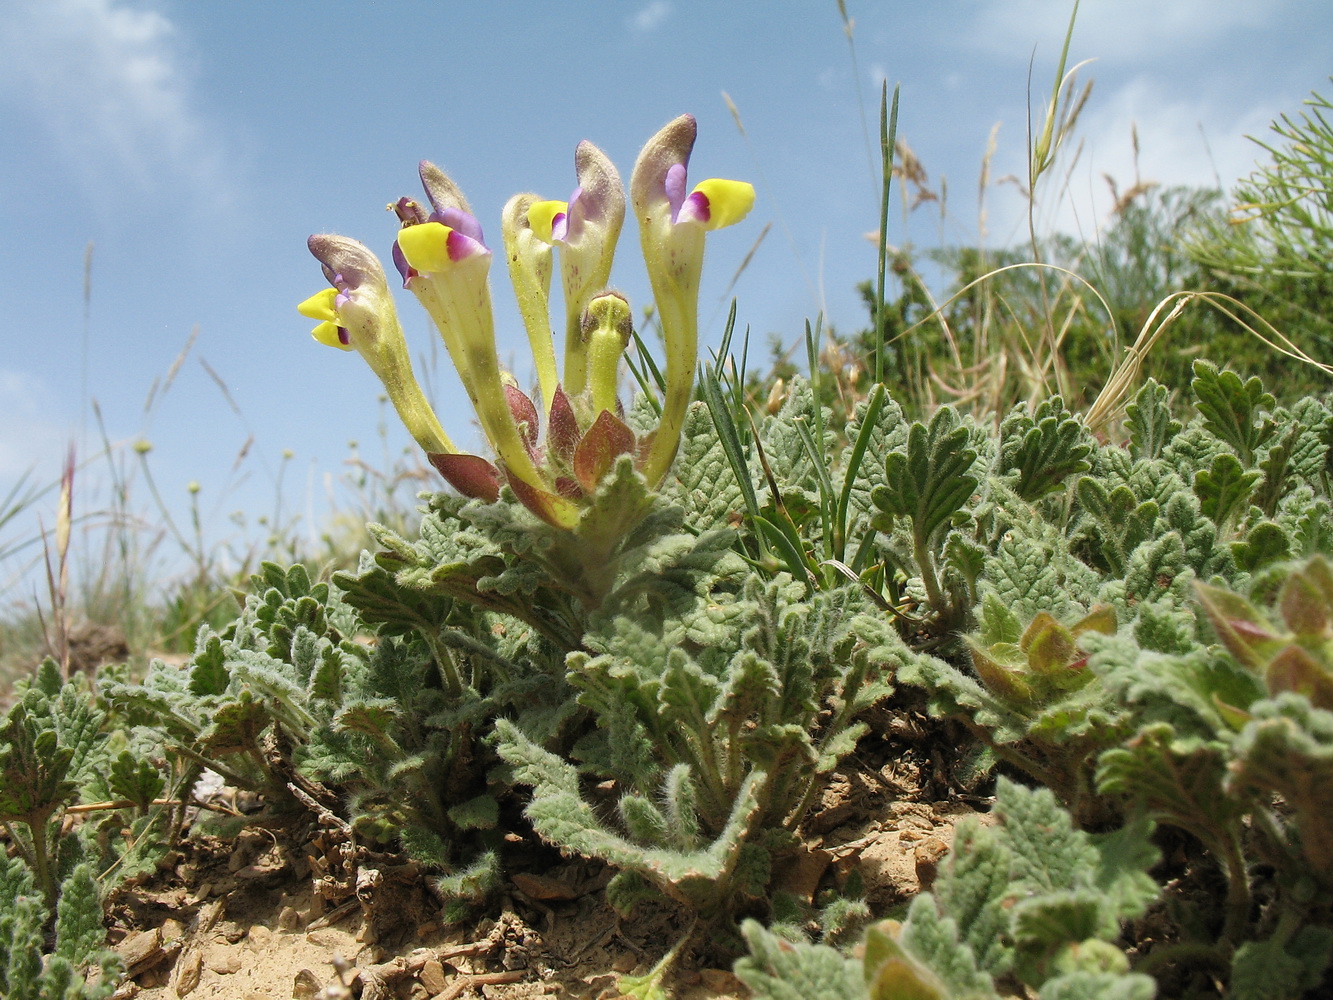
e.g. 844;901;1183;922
1191;361;1276;466
1125;378;1181;462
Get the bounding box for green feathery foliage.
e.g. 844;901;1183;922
736;780;1158;1000
99;361;1333;993
496;574;901;922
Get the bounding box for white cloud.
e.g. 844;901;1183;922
963;0;1283;62
980;73;1285;244
0;0;228;205
0;370;69;480
628;1;672;33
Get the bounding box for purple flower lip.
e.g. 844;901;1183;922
334;291;353;344
561;186;585;241
430;206;486;247
665;162;689;221
445;227;486;262
631;113;697;222
391;242;416;286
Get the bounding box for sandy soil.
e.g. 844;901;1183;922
100;705;986;1000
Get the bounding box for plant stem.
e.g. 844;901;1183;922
425;632;464;701
1133;940;1228;978
1219;827;1252;945
28;814;57;911
913;529;946;616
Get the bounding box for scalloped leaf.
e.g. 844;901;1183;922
873;406;979;547
1191;360;1276;466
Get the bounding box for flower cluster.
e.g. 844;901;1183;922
299;115;754;528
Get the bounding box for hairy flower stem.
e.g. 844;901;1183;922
1251;806;1303;884
913;531;947;616
587;325;628;418
172;743;252;791
958;716;1067;793
695;733;730;823
725;719;745;793
641;296;697;486
425;632;464;701
1219;829;1252;945
785;774;821;833
787;663;870;829
385;376;455;456
18;815;57;911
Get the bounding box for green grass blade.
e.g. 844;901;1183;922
792;416;835;557
715;299;740;377
835;382;887;561
623;353;663;416
631;329;667;395
874;82;901;386
755;514;814;594
699;365;761;523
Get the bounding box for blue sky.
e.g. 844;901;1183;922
2;0;1330;594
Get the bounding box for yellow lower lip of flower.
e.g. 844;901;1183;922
526;200;568;244
693;178;755;230
397;221;454;273
311;320;351;350
297;288;339;321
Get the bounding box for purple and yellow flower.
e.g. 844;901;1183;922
299;116;752;530
522;141;625;399
392;162;579;528
298;235;454;456
502;193;560;410
630;114;755;484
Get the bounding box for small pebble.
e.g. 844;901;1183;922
205;944;242;975
292;969;322;1000
305;929;345;948
115;928;164;977
611;952;638;974
278;906;303;931
419;959;448;995
173;952;203;997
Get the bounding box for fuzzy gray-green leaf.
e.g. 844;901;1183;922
873;407;979;547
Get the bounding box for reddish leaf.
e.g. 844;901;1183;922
1212;691;1253;731
505;468;579;529
1266;644;1333;710
1072;604;1117;637
429;452;500;502
555;476;585;500
1020;613;1077;677
1279;560;1333;635
548;385;581;462
1196;581;1276;671
573;410;636;493
505;383;541;451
